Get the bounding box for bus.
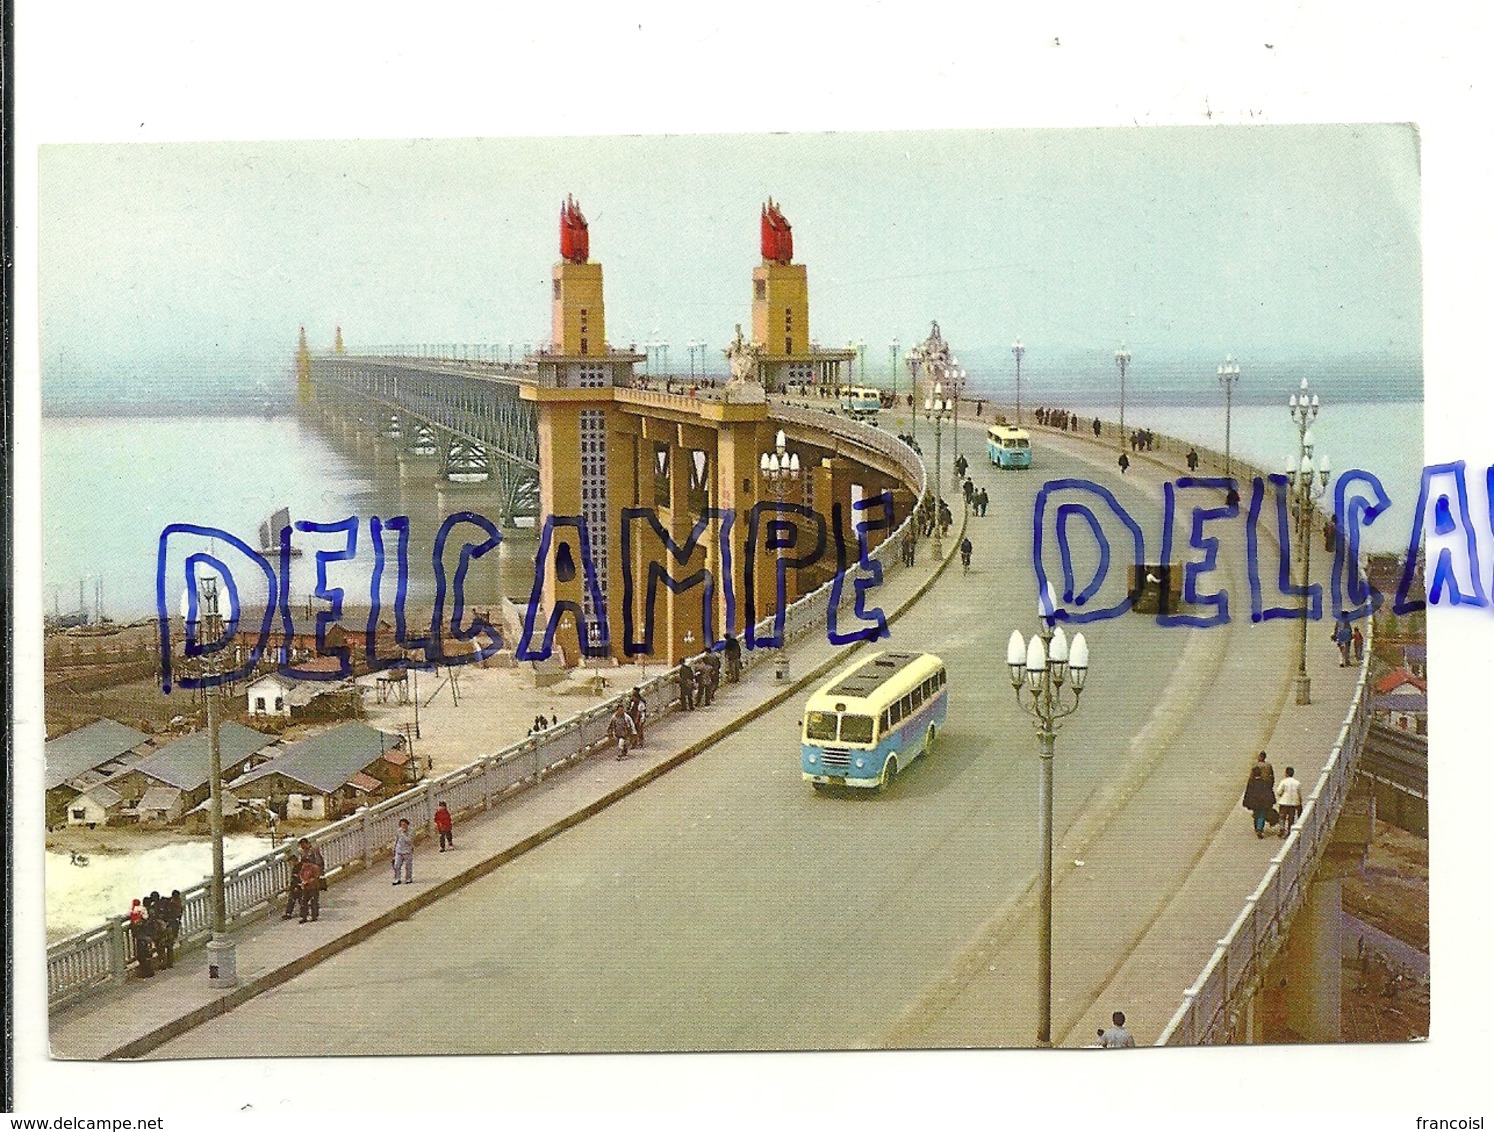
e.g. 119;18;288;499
838;386;882;421
986;424;1032;469
801;650;948;791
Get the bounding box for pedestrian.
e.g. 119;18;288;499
1253;750;1275;792
298;853;322;922
131;900;157;978
627;687;647;746
1242;764;1277;839
1117;452;1130;475
1092;417;1102;438
677;659;696;711
298;837;325;876
282;852;303;919
1324;514;1338;553
1274;766;1303;838
901;528;915;567
607;701;639;758
723;634;742;683
551;713;558;728
392;817;414;885
434;800;454;852
1097;1011;1136;1048
160;890;183;968
1186;448;1199;472
1352;626;1364;662
978;488;989;517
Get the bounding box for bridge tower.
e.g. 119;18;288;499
751;199;855;392
334;325;345;354
296;325;313;403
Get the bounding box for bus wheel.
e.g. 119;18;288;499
880;756;899;792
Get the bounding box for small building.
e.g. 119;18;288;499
246;662;360;721
134;785;184;825
228;721;412;821
66;784;126;828
1401;644;1427;680
1375;670;1426;698
182;790;263;835
45;719;153;828
108;721;274;822
1374;688;1428;735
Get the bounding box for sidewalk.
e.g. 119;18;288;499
50;510;963;1061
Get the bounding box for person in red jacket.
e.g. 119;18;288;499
433;800;454;852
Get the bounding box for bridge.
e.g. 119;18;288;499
48;199;1387;1055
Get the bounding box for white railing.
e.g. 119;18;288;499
48;412;928;1009
1156;615;1375;1045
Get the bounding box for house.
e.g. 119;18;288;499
134;785;185;824
182;790;264;835
66;784;127;828
1374;670;1426;698
1374;687;1428;735
1401;644;1427;680
227;721;413;821
110;721;275;823
245;660;360;721
45;719;153;828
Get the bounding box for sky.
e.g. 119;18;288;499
38;125;1421;401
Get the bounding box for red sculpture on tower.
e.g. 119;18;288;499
559;195;589;264
760;198;793;265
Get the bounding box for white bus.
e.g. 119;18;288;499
801;650;948;791
838;386;883;420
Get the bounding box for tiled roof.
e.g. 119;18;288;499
228;721;392;795
136;785;182;812
132;722;272;790
45;720;152;790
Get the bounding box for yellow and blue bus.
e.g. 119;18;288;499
986;424;1032;469
838;386;883;421
801;650;948;791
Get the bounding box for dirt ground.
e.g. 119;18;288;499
1340;821;1430;1042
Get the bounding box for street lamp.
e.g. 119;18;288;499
858;338;867;383
1287;378;1331;706
1115;347;1131;445
180;576;237;989
1218;355;1241;478
759;429;802;680
1006;588;1090;1047
661;340;670;376
948;362;965;464
1012;339;1026;427
889;338;900;415
924;381;953;556
905;348;921;447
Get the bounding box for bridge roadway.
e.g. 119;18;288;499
55;418;1356;1057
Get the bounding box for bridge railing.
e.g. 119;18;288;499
1156;614;1374;1045
47;411;928;1010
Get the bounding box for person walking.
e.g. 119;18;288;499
1117;452;1130;475
297;852;323;922
392;818;414;885
160;890;183;968
1097;1011;1136;1048
1333;616;1352;667
676;660;696;711
1186;448;1199;472
1324;514;1338;553
1352;626;1365;663
723;635;742;683
1253;750;1276;792
1275;766;1304;838
1092;417;1102;438
978;488;989;517
627;687;647;746
129;899;155;978
434;801;454;852
1242;764;1276;839
901;528;915;567
959;536;973;575
608;701;639;759
282;851;303;919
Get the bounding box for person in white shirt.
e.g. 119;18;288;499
1275;767;1303;837
1097;1011;1136;1048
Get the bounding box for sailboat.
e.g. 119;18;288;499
258;506;303;557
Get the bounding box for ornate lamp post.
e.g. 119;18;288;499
1115;347;1131;445
1287;378;1331;705
924;381;952;556
888;338;900;414
760;429;802;679
1006;589;1090;1047
1218;355;1240;478
948;361;965;464
1012;338;1025;426
905;348;922;447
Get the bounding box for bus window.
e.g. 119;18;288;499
806;711;839;741
912;686;924;709
840;715;875;744
890;702;903;726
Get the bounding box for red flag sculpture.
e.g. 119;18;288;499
760;198;793;265
559;195;589;264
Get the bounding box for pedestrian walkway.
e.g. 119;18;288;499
50;508;964;1061
881;417;1367;1048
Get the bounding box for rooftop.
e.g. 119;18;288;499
45;719;152;791
229;721;404;795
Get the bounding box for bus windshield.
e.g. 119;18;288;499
839;715;876;744
805;711;840;741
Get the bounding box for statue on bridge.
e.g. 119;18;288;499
559;194;589;264
723;324;766;404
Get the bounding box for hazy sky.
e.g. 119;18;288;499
40;125;1419;384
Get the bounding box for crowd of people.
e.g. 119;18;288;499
1128;429;1157;452
126;889;183;977
1034;406;1081;431
1240;751;1305;840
